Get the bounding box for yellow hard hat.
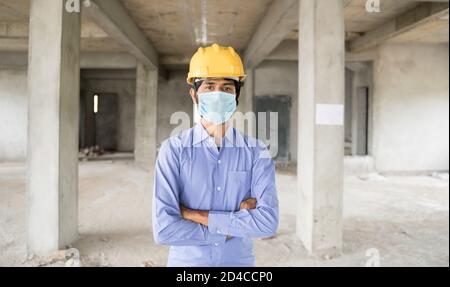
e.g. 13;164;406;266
187;43;246;85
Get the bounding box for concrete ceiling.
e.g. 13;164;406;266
287;0;449;43
345;0;419;33
0;0;126;52
121;0;272;58
388;13;449;43
0;0;448;66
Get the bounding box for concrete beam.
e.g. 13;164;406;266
244;0;298;68
81;52;136;69
349;2;449;52
27;0;80;254
409;0;448;2
0;51;137;69
81;69;136;80
265;40;378;63
266;40;298;61
346;48;377;62
0;51;28;68
84;0;159;69
0;38;28;51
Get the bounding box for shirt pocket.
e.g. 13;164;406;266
227;171;251;207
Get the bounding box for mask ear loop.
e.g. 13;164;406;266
192;80;203;124
193;79;243;106
193;80;203;104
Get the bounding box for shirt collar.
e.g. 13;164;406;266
192;123;211;145
192;123;245;147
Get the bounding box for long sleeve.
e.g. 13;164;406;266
152;138;227;246
208;141;279;238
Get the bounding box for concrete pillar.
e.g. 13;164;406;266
296;0;345;257
27;0;81;254
134;63;158;169
242;68;254;114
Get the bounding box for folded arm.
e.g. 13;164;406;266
181;143;279;239
152;139;227;246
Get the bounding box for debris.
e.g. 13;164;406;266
431;172;449;181
99;252;110;267
35;250;67;266
358;172;386;181
261;235;277;240
141;260;156;267
78;145;106;160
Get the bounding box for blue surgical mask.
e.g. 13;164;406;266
197;91;237;125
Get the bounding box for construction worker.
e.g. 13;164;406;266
152;43;279;267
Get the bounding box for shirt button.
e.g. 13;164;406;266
214;243;219;247
216;187;221;191
218;160;221;164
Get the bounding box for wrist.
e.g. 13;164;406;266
194;210;209;226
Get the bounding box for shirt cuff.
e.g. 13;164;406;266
208;211;232;236
205;229;227;245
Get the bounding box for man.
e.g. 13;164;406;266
152;43;279;267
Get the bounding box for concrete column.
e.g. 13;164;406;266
296;0;345;257
242;68;254;114
27;0;81;254
134;63;158;169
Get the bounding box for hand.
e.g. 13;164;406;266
180;205;209;226
240;198;257;210
180;205;191;220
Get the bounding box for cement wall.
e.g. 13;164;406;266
373;43;449;172
255;60;299;162
81;70;136;152
0;69;27;161
157;70;193;146
1;46;448;172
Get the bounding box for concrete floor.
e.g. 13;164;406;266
0;160;448;267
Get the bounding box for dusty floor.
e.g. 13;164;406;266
0;160;448;267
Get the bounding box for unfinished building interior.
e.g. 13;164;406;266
0;0;448;266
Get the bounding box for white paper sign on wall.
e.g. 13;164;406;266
315;104;344;126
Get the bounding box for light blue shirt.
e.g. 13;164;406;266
152;123;279;267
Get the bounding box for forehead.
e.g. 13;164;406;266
202;78;235;85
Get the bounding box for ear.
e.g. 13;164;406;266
189;88;198;104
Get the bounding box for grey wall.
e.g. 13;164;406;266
373;43;449;172
344;68;353;151
1;45;448;173
0;69;27;161
81;69;136;152
255;60;299;163
157;70;193;146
